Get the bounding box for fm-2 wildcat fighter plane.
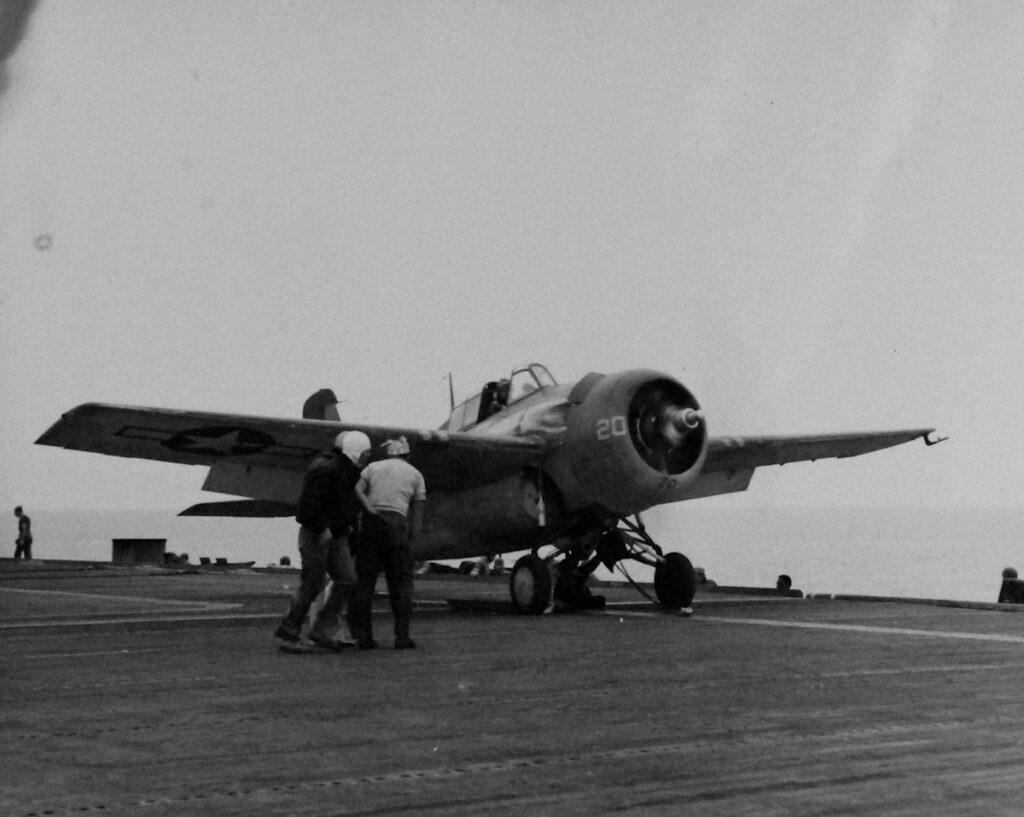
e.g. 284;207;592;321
37;364;941;613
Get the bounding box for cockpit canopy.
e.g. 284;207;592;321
508;363;556;402
443;363;557;431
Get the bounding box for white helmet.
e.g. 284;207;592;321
384;436;410;457
335;430;371;463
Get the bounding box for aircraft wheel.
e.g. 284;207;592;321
654;552;697;611
510;554;552;615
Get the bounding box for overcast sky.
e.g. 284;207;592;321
1;1;1019;516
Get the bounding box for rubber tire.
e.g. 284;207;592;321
654;552;697;610
510;554;553;615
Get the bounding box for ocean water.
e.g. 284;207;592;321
17;509;299;569
659;505;1024;604
15;505;1024;605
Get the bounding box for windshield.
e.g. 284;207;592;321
508;364;557;403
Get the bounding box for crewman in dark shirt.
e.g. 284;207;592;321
14;506;32;560
274;431;373;650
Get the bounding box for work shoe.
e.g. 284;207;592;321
274;622;301;644
356;638;378;650
308;631;346;652
394;637;416;650
335;625;358;647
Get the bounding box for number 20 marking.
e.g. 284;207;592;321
596;416;628;440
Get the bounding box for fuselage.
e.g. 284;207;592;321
416;364;708;561
418;368;573;560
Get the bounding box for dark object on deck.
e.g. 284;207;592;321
199;558;256;570
112;538;166;565
553;556;606;612
425;562;460;575
777;574;793;591
998;568;1024;604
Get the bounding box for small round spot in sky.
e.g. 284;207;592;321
34;234;53;251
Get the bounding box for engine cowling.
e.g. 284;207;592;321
553;369;707;516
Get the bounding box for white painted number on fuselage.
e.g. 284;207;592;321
596;416;628;440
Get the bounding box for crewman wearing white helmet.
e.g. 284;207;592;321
274;430;374;651
347;435;426;649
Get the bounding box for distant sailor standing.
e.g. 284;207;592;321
348;436;426;650
13;506;32;560
274;431;373;651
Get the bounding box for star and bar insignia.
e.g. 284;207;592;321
161;427;276;456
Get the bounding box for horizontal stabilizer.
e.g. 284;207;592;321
180;500;296;517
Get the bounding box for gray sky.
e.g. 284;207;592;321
1;1;1018;515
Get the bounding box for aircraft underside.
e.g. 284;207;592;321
419;471;699;615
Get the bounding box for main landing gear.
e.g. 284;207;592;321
509;553;553;615
508;515;698;615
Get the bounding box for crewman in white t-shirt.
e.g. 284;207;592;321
347;436;426;650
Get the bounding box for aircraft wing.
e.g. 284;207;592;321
676;428;938;501
35;403;545;507
703;429;937;473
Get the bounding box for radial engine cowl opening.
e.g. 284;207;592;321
561;370;708;515
628;379;705;475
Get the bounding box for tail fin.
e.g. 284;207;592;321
302;388;340;421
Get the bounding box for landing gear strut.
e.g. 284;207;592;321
613;516;697;613
510;547;608;614
509;514;698;615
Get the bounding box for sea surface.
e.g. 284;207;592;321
15;506;1024;605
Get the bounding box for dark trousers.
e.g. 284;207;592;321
279;526;355;637
348;512;414;641
14;539;32;560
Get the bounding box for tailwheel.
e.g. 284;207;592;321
510;554;553;614
654;552;697;612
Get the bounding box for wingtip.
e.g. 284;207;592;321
35;423;68;447
923;430;948;446
35;403;104;447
